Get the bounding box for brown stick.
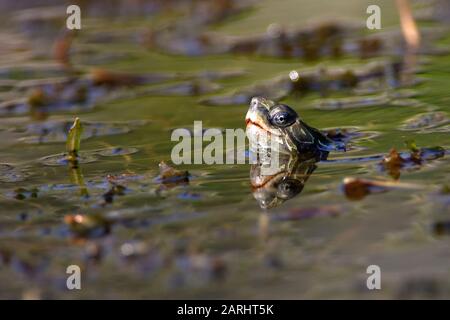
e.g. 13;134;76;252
396;0;421;85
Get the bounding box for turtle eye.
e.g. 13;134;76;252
269;104;297;128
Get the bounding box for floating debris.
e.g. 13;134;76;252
27;88;49;108
432;221;450;236
106;172;144;184
409;145;445;161
396;0;420;52
102;183;126;205
379;149;405;180
52;31;75;68
90;68;175;87
342;177;419;200
378;143;445;179
12;187;38;200
156;161;190;187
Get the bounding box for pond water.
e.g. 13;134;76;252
0;0;449;299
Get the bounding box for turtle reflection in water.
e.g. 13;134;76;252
246;97;346;209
